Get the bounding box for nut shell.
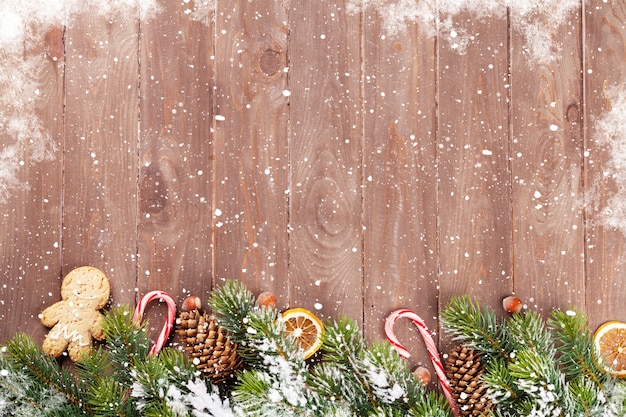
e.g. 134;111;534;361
412;366;432;386
181;295;202;311
502;295;523;314
257;291;277;309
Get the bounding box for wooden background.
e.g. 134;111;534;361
1;0;625;374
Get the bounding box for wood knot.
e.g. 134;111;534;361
259;49;282;76
566;103;580;124
140;165;169;214
45;26;64;62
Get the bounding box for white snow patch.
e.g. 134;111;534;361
594;85;626;238
185;0;215;26
0;0;159;203
347;0;579;64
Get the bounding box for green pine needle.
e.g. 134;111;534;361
101;305;150;384
506;311;554;357
87;377;136;417
233;369;310;416
567;375;607;416
441;295;508;360
208;279;257;341
482;357;521;410
4;333;90;413
548;309;607;387
0;345;84;416
508;347;568;414
321;316;366;363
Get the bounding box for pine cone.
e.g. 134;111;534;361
444;345;492;416
175;308;244;383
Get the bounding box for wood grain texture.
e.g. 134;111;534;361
0;26;64;343
63;12;139;306
437;13;513;310
510;8;585;313
137;2;214;304
584;0;626;329
361;10;438;371
288;0;363;320
213;0;290;304
2;2;626;356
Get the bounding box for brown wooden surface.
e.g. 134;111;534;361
289;0;364;320
2;1;626;370
584;0;626;331
362;10;438;371
437;12;513;313
511;7;586;314
63;11;139;304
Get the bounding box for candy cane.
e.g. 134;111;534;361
133;290;177;356
385;309;460;417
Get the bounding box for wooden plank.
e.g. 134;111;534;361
63;11;139;307
584;0;626;329
510;8;585;314
137;2;214;303
437;14;513;311
213;0;290;303
288;0;363;320
361;10;439;372
0;26;64;343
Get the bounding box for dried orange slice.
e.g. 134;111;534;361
281;307;323;359
594;321;626;378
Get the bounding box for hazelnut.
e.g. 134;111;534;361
257;291;277;309
502;295;523;314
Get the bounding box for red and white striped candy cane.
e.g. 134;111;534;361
385;309;460;417
133;290;177;356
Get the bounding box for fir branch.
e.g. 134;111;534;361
408;391;454;417
4;333;91;414
130;350;174;414
548;309;607;387
101;305;150;385
140;403;177;417
208;279;257;341
363;342;451;417
361;342;414;406
314;317;452;417
482;357;522;410
131;347;236;417
0;347;82;416
233;369;311;416
322;316;366;363
567;376;607;416
441;296;508;360
75;348;138;416
211;285;314;414
87;377;137;417
605;379;626;417
508;347;570;416
506;311;555;358
241;305;301;367
318;317;378;413
309;361;371;415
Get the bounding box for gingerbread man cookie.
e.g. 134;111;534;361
40;266;111;361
